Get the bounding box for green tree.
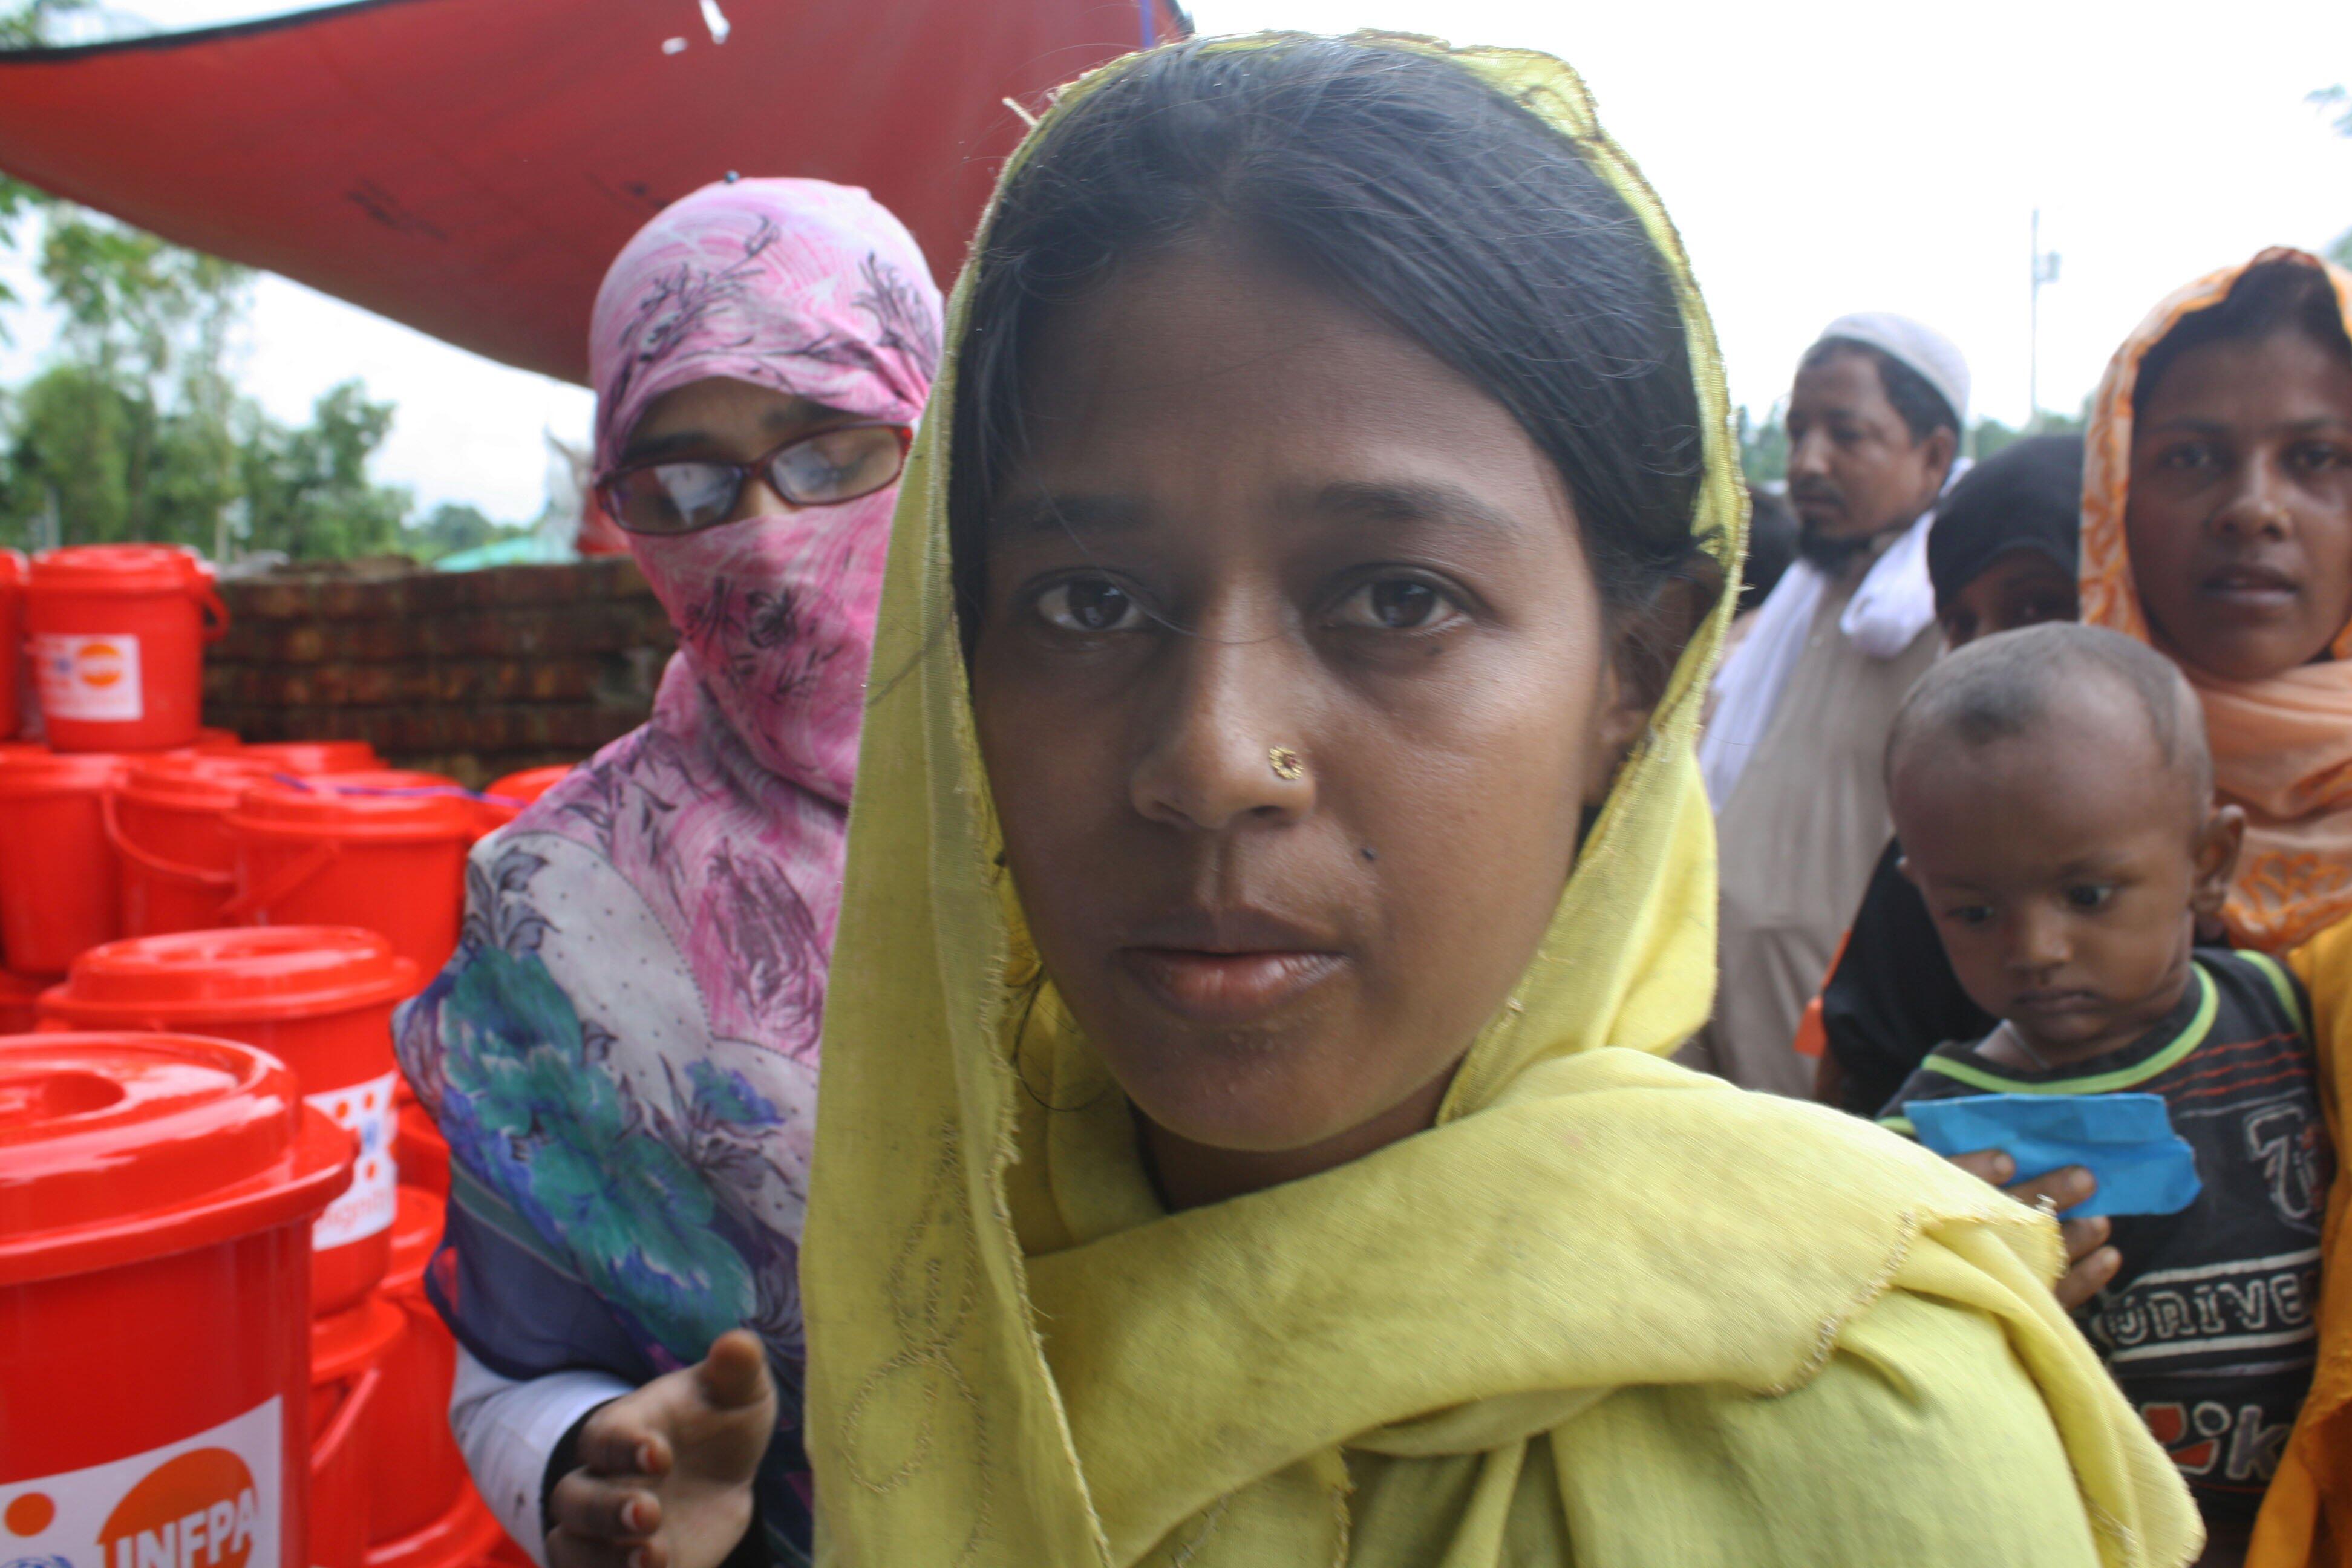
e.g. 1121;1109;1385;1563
0;203;419;558
2316;86;2352;265
2315;86;2352;139
0;2;90;325
405;500;528;562
1970;402;2086;463
0;210;251;548
238;381;412;560
1737;402;1788;484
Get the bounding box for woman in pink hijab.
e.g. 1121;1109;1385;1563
394;176;939;1568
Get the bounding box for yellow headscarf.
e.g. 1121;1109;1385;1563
803;34;2197;1568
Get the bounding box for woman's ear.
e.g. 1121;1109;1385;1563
2192;803;2247;919
1581;565;1721;808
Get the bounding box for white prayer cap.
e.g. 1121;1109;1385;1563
1812;312;1970;430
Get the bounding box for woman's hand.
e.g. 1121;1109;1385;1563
1945;1151;2121;1311
547;1330;778;1568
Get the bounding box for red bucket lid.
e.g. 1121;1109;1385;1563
311;1292;408;1382
0;751;126;797
192;727;242;752
0;550;25;592
0;970;53;1005
120;751;279;811
232;769;479;839
486;765;575;806
30;543;212;595
46;926;420;1025
237;740;384;774
0;1031;353;1286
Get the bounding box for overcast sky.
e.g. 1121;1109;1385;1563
4;0;2349;521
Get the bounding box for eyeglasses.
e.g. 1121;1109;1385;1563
596;422;913;536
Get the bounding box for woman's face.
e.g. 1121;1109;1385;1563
2126;328;2352;681
970;240;1660;1197
619;376;898;799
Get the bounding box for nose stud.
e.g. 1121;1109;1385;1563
1268;746;1305;782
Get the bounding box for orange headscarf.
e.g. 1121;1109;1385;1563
2080;246;2352;952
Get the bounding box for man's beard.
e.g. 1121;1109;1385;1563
1795;520;1881;574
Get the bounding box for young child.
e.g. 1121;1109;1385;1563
1812;433;2085;1118
1882;622;2331;1557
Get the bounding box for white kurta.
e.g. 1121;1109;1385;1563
1682;569;1939;1096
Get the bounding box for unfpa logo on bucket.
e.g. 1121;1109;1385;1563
99;1449;260;1568
1;1400;279;1568
70;642;128;691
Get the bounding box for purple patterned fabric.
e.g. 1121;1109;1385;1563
395;178;940;1404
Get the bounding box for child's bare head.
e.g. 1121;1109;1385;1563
1889;624;2211;821
1887;624;2241;1062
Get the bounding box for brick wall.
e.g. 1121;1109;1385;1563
204;558;677;788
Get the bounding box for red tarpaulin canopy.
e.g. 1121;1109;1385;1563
0;0;1186;382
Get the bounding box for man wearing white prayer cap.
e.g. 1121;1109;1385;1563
1685;315;1967;1096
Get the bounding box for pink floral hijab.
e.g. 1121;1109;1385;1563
595;176;940;800
395;180;942;1460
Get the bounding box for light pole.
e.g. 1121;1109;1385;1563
2030;208;2061;428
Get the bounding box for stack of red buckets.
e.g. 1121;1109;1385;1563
0;544;572;1568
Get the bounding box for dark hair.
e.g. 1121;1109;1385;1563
1924;434;2082;613
947;36;1705;648
1739;484;1798;613
2134;256;2352;414
1797;338;1959;446
1886;622;2210;807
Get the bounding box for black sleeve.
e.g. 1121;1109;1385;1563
1821;838;1996;1117
541;1405;605;1535
1877;1060;1970;1126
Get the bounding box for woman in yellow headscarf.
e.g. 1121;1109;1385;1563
799;34;2197;1567
2064;247;2352;1568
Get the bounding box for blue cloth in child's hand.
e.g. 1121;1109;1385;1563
1902;1093;2202;1218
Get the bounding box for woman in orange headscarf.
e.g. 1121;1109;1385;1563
2076;246;2352;1567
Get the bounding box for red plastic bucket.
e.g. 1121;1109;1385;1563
108;754;281;936
27;546;228;753
0;752;126;972
364;1486;503;1568
0;1031;353;1568
365;1494;503;1568
240;741;385;776
367;1189;472;1544
39;926;422;1316
477;764;575;833
0;550;27;741
194;727;243;752
308;1296;407;1568
0;970;50;1034
485;765;573;804
226;773;479;978
394;1096;449;1200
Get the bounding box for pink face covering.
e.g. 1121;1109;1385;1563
593;177;939;799
395;179;940;1396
